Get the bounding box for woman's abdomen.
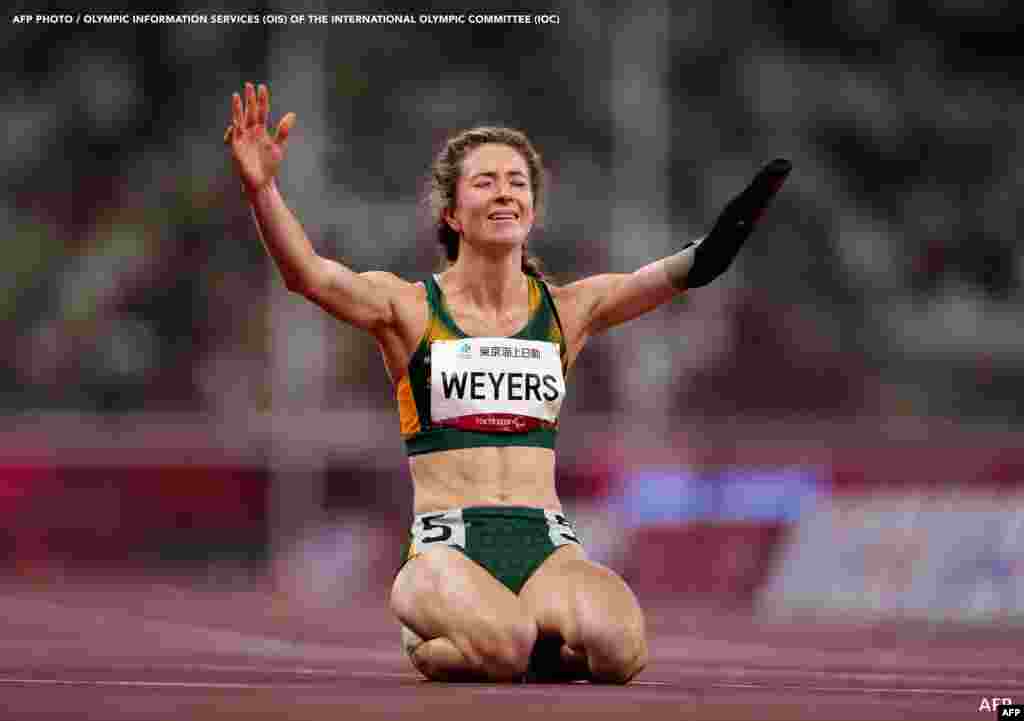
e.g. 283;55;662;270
409;446;560;513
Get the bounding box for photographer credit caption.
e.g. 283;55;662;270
12;12;561;25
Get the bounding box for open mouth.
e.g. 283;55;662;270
488;211;519;221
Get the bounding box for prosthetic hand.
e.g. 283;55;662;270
665;158;792;290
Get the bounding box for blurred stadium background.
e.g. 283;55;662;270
3;0;1022;626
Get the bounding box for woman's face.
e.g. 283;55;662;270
445;143;535;251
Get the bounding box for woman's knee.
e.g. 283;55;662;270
460;616;537;680
581;616;648;684
390;549;537;680
404;618;537;682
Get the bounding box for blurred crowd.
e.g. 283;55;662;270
4;0;1021;424
3;3;1023;613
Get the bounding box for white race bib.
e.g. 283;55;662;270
430;337;565;433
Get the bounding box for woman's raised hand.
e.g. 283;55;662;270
224;82;296;195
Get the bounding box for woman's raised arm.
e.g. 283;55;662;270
225;82;406;334
566;158;792;337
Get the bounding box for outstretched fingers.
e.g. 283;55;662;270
257;83;269;128
275;112;296;148
243;82;258;128
224;92;244;144
232;92;243;128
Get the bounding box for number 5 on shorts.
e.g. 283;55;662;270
420;513;453;543
552;513;581;544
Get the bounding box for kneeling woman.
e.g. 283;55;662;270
225;82;790;683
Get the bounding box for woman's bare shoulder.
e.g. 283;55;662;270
357;271;427;313
359;271;425;293
546;276;584;311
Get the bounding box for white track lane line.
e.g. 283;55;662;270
709;681;993;696
3;676;982;694
0;678;331;690
0;673;418;689
0;675;670;687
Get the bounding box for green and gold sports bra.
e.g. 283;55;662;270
396;274;569;456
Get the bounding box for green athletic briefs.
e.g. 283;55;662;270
397;506;583;594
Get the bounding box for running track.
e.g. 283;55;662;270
1;578;1020;720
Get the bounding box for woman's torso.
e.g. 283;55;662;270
375;273;585;515
409;445;559;514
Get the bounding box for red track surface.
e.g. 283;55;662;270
1;578;1020;720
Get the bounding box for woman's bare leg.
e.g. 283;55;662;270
391;546;537;682
519;545;648;684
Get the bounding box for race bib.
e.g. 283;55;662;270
430;337;565;433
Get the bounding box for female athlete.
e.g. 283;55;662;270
225;82;790;684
